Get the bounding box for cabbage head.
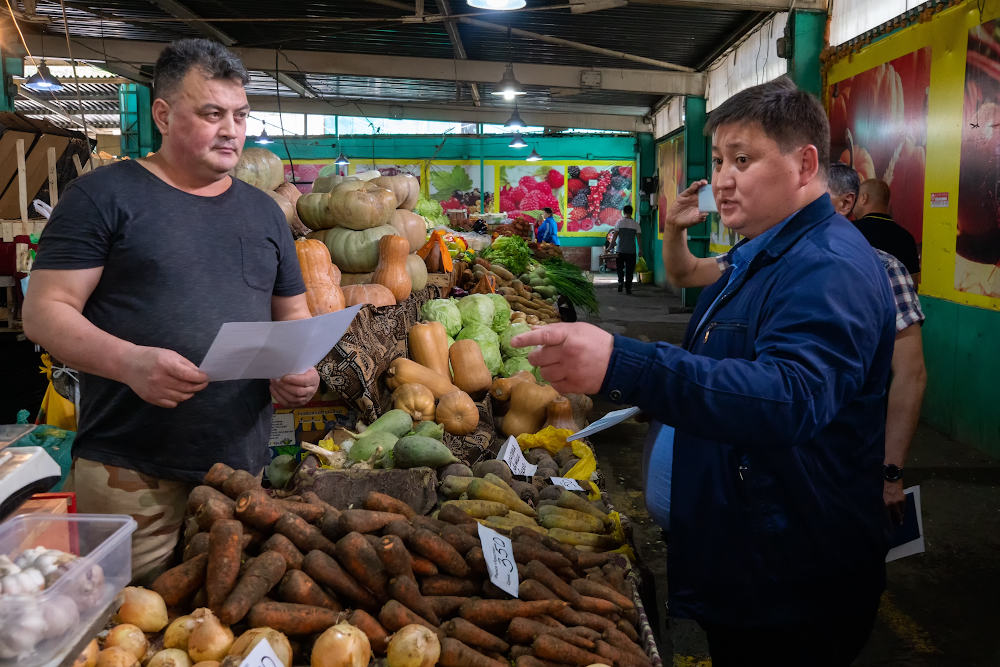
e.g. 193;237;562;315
502;356;535;377
457;324;503;375
484;293;512;333
457;294;495;329
500;322;535;358
447;335;455;348
421;298;462;337
481;342;504;377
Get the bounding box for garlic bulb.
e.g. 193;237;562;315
0;567;46;595
0;555;21;577
41;595;81;639
15;546;50;569
0;599;48;659
66;561;106;608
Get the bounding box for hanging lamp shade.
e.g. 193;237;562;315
490;63;525;100
255;128;274;145
508;133;527;148
526;147;542;162
467;0;526;10
505;108;525;129
334;151;350;166
23;61;64;92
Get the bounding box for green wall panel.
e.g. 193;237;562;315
919;296;958;435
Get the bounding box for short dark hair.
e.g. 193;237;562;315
828;162;860;198
153;39;250;102
622;204;633;216
705;76;830;178
543;207;553;215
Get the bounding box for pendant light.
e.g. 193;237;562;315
24;61;64;92
526;147;542;162
505;107;525;129
508;133;527;148
467;0;526;9
491;63;525;101
255;128;274;145
334;151;350;166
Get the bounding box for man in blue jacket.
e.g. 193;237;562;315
512;77;895;665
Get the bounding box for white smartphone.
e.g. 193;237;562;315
698;184;718;214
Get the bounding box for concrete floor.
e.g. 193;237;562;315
581;277;1000;666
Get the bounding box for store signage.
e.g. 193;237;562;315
477;522;519;597
497;436;537;477
549;476;584;491
930;192;949;208
237;638;283;667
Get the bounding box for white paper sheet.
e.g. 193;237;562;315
886;485;924;563
568;406;641;441
199;305;362;381
498;436;537;477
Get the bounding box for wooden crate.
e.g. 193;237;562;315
425;269;456;290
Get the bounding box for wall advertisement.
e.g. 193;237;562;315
656;134;684;241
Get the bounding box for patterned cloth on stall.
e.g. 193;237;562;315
443;397;496;467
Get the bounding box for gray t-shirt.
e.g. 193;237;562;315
33;159;305;481
615;217;641;254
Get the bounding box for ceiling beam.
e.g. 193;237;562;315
627;0;824;9
271;72;316;98
25;36;705;96
17;88;94;133
435;0;480;106
246;95;650;133
146;0;236;45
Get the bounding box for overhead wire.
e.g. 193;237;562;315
58;0;92;145
275;48;297;183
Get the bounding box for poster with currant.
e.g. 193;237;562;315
497;164;565;221
428;162;494;215
565;164;635;235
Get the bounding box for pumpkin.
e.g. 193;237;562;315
340;272;374;286
274;183;309;238
233;147;284;191
392;383;436;422
372;235;412;303
308;225;400;273
541;396;579;433
372;174;419;210
490;371;537;401
267;190;296;225
502;381;559;438
409;322;451;380
297;192;332;230
406;254;428;291
385;358;459;399
437;390;479;436
295;239;345;315
389;209;428;253
312;173;348;193
342;283;395;308
275;181;302;207
328;181;396;230
449;339;492;401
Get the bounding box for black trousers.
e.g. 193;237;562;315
617;252;637;289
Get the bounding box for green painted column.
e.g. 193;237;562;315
637;132;655;261
119;83;160;158
0;55;23;114
683;96;711;306
788;10;826;97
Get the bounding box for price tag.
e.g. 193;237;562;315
497;436;537;477
237;638;284;667
477;522;519;597
568;406;641;441
550;476;584;491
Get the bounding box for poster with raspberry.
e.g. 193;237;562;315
565;165;634;235
497;165;565;223
428;162;494;215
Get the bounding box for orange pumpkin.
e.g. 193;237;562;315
342;283;396;308
390;209;429;253
295;239;345;315
372;235;412;303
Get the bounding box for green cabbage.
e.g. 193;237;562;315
501;322;535;358
421;298;463;337
502;356;536;377
481;342;504;376
457;294;495;329
484;293;512;333
415;196;449;228
447;335;455;348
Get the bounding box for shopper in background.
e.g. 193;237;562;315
536;207;560;246
513;77;895;665
608;204;643;294
22;39;318;583
853;179;921;281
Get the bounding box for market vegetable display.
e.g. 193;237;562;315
233;147;284;191
390;209;429;253
537;258;599;314
328;181;397;231
343;284;396;308
372;174;421;211
406;254;428;291
372;235;413;303
308;225;400;274
295;239;346;316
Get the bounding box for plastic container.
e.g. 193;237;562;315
639;271;654;284
0;514;136;666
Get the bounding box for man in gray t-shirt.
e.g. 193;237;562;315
609;204;643;294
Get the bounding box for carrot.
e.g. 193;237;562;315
218;551;287;625
237;556;256;579
519;579;558;602
511;525;547;543
339;509;405;534
363;491;416;518
152;552;207;606
535;615;566;629
420;575;481;597
411;515;448;533
195;496;235;531
321;509;342;543
617;619;640;643
513;542;572;569
411;554;439;577
247;601;347;635
425;595;469;618
222;469;262;500
511;646;534;660
595;639;651;667
183;532;210;562
206;519;242;612
602;627;648;658
272;498;324;524
524;561;583;606
187;485;235;515
514;656;557;667
532;634;608;666
551;606;588;628
468;479;536;517
348;609;390;655
388;576;439;625
458;599;567;626
376;535;414;579
439;523;480;554
302;491;341;518
443;617;510;653
408;528;469;577
377;599;437;632
438;638;507;667
465;546;488;576
275;512;337;555
439;503;477;525
302;550;381;614
573;551;613;571
520;533;580;565
556;567;579;581
508;617;597;650
261;533;304;570
335;531;389;598
279;569;342;611
575;611;617;633
573;595;620;615
481;580;510;600
442;500;510;519
383;518;415;541
571;578;634;611
235;489;285;530
203;462;235;490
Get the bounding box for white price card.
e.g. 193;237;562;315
477;522;519;597
237;638;284;667
497;436;537;477
568;406;641;441
550;476;583;491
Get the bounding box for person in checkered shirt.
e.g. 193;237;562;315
661;162;926;525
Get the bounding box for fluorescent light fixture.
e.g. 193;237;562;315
505;108;525;129
23;61;64;91
526;147;542;161
334;152;350;166
255;128;274;145
467;0;526;9
508;133;527;148
491;63;525;99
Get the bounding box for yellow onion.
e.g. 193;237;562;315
187;608;234;663
105;624;149;661
386;625;439;667
163;615;198;651
96;647;139;667
71;639;99;667
229;628;292;667
147;650;193;667
192;662;220;667
311;623;371;667
117;588;168;632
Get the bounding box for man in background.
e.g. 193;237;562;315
608;204;643;294
853;179;921;281
536;207;560;246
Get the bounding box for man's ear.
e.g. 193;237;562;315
799;145;820;186
151;98;171;136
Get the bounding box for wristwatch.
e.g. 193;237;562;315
884;464;903;482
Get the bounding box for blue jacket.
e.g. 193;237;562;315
537;217;559;245
601;195;895;625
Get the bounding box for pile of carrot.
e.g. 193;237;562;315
150;461;649;667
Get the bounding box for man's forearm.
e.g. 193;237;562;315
662;227;701;286
885;367;926;466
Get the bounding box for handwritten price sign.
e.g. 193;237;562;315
550;476;584;491
498;436;537;477
237;638;284;667
477;522;519;597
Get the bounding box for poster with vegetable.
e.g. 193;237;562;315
428;162;493;214
364;163;422;182
828;46;930;243
657;134;684;240
565;164;634;236
498;164;565;222
956;20;1000;297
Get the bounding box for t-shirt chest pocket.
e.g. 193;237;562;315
698;319;749;358
240;237;279;292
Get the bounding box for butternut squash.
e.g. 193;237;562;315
409;322;450;380
342;283;395;307
392;383;436;422
437;390;480;436
372;235;412;303
385;358;459;399
541;396;579;433
490;371;537;401
294;238;345;315
502;382;560;438
449;339;491;401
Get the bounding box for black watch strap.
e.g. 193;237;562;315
884;464;903;482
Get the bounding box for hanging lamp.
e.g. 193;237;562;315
334;151;350;166
24;61;64;92
508;133;527;148
505;107;525;129
526;147;542;162
467;0;526;9
255;128;274;145
491;63;525;100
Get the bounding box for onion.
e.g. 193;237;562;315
311;623;371;667
164;615;198;651
96;647;140;667
117;587;168;632
106;624;149;660
72;639;100;667
147;650;193;667
187;608;234;663
386;625;440;667
229;628;292;667
192;662;221;667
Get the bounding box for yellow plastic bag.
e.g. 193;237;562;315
37;355;76;431
516;426;597;482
